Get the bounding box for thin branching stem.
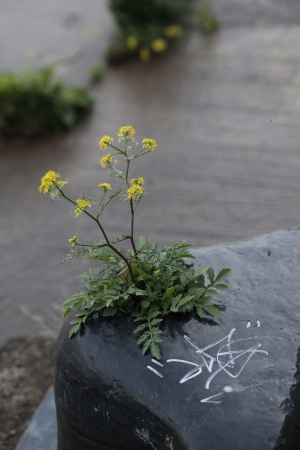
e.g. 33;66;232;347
57;187;135;282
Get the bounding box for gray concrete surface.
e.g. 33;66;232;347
15;389;57;450
1;0;300;344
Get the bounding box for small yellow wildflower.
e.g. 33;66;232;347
39;170;61;193
127;184;144;199
100;154;113;168
164;25;182;38
57;179;68;188
98;183;112;192
142;138;157;151
99;135;114;149
139;47;151;62
126;35;138;49
74;199;92;216
69;236;77;248
130;177;144;186
151;38;168;54
118;126;136;141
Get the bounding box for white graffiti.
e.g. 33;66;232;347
167;328;268;390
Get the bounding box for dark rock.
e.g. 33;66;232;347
55;229;300;450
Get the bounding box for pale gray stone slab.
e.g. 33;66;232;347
15;389;57;450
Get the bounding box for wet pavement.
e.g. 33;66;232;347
1;0;300;344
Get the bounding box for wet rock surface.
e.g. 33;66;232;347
55;229;300;450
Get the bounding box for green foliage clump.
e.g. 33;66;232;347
107;0;190;63
197;1;218;34
0;68;92;137
40;126;231;359
62;239;231;360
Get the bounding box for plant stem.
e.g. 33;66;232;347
125;157;137;256
58;188;135;282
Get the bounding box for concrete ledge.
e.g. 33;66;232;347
15;388;57;450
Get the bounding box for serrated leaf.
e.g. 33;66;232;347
215;268;232;282
103;307;117;317
151;318;163;326
203;305;222;317
207;267;215;283
69;324;80;338
138;333;149;345
134;323;147;333
151;343;161;360
142;339;152;354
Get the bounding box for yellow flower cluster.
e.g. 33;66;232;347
74;199;92;217
152;38;168;53
130;177;144;186
126;35;138;50
142;138;157;151
118;126;136;141
99;135;114;149
39;170;67;193
98;183;112;192
127;178;144;199
164;25;182;38
100;154;114;168
69;236;77;248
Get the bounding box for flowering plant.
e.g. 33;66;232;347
40;126;231;359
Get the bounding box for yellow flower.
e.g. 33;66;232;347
127;184;144;199
100;154;113;168
98;183;112;192
130;177;144;186
74;199;92;216
142;138;157;151
99;135;114;149
151;38;168;53
126;35;138;49
57;179;68;188
164;25;182;38
139;47;151;62
39;170;62;193
117;126;136;141
69;236;77;248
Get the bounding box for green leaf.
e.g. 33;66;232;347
151;343;161;360
96;190;122;217
69;324;80;338
195;264;210;276
103;307;117;316
142;339;152;355
140;300;150;309
206;288;220;297
203;305;222;317
199;295;212;305
138;333;149;345
178;295;195;309
196;304;205;319
134;323;147;333
214;283;229;291
162;287;175;301
215;268;232;282
207;267;215;283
